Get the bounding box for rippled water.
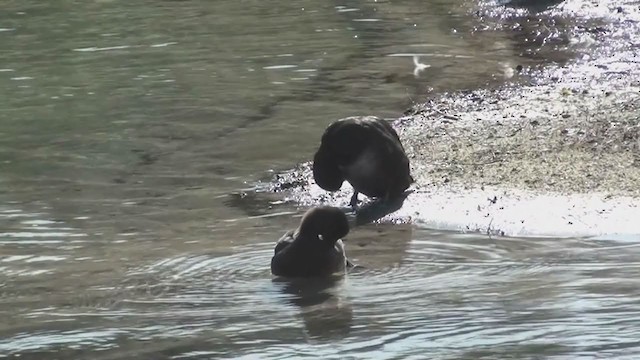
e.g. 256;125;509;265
5;216;640;358
2;0;640;358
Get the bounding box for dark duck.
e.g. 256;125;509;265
271;207;351;278
313;116;413;207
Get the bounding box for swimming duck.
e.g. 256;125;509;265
271;207;350;278
313;116;413;207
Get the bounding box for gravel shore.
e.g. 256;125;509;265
262;1;640;237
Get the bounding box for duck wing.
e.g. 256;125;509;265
368;117;404;146
322;119;370;164
274;230;295;255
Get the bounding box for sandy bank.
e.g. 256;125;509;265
260;1;640;238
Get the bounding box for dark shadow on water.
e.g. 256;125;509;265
272;276;353;340
354;190;411;226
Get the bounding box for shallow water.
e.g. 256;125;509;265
2;0;640;358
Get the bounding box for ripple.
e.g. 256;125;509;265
111;244;278;313
0;255;67;263
262;65;298;70
132;243;272;283
150;42;177;48
0;232;86;238
0;329;127;353
335;7;360;13
0;206;89;247
73;45;131;52
0;209;43;218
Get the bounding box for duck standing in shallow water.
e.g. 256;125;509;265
313;116;414;207
271;207;350;278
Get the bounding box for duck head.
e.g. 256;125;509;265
298;207;350;245
312;148;345;191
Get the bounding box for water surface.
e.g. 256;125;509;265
2;0;640;358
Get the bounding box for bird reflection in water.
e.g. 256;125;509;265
273;275;353;340
354;189;412;226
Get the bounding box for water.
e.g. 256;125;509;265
2;0;640;358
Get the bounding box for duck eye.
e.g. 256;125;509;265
318;234;324;241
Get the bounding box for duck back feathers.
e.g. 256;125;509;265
271;207;350;278
313;116;413;199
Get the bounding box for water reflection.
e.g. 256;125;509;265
347;222;414;273
273;276;353;340
354;190;412;225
